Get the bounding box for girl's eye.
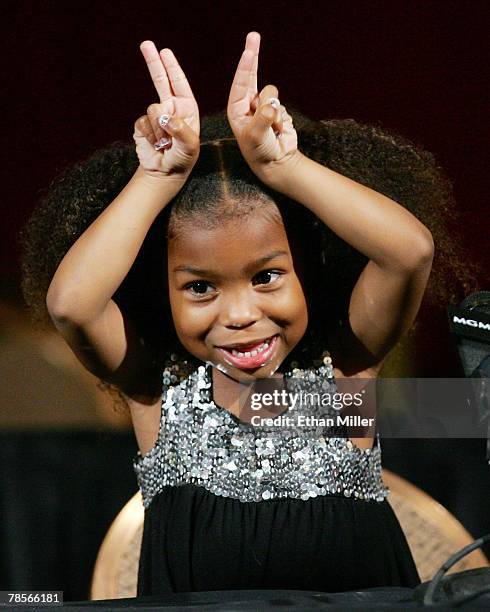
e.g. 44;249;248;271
252;270;282;286
185;281;215;296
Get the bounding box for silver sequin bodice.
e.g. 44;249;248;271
133;361;389;508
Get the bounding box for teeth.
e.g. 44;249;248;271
227;336;274;359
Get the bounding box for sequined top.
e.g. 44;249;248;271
133;356;390;508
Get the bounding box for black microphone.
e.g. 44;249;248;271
448;290;490;377
448;291;490;462
409;298;490;607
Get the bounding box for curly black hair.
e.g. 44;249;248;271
20;109;480;410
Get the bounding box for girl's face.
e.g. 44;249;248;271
168;207;308;381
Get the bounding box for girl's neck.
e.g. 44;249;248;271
211;367;244;418
210;365;285;419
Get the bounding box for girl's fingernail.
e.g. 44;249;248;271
154;137;172;150
158;114;171;127
267;98;280;109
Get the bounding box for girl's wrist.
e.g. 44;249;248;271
121;165;192;214
251;150;306;194
135;164;192;192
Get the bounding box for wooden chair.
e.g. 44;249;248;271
91;490;145;600
90;469;489;599
383;470;489;582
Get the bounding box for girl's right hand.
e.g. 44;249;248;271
134;41;200;178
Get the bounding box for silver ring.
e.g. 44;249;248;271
154;137;171;150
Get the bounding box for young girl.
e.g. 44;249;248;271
20;32;474;594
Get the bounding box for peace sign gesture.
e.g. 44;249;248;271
227;32;299;186
134;41;200;177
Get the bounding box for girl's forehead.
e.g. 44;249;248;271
168;212;293;268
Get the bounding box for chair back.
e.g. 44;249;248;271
91;491;144;599
383;470;489;582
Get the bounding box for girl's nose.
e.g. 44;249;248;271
220;293;262;330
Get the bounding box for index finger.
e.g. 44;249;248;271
228;48;254;116
245;32;260;93
140;40;172;102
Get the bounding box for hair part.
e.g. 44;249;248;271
167;142;283;239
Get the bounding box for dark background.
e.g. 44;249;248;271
1;0;489;601
2;0;489;293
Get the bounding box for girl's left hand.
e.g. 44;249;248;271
227;32;300;185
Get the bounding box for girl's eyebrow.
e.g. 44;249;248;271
172;250;289;276
249;250;289;272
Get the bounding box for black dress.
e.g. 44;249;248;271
134;361;420;594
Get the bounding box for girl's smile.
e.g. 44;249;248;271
167;205;308;382
216;333;280;370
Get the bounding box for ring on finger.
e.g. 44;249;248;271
154;136;172;150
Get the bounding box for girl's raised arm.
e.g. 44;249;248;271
228;33;434;376
46;42;199;399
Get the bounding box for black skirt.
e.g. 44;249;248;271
137;483;420;595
